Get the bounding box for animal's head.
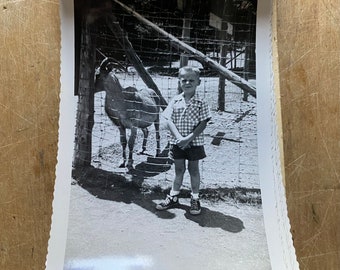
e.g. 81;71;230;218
94;57;125;92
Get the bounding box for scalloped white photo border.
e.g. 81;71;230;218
256;0;299;268
46;0;299;269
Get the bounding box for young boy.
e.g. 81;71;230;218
156;66;211;215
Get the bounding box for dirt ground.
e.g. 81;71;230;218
64;182;270;270
63;77;271;269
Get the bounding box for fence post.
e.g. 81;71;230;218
73;16;96;168
218;30;228;111
180;13;192;67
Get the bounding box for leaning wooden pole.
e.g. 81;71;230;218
113;0;256;98
105;15;168;110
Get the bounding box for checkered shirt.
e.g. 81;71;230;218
162;93;211;146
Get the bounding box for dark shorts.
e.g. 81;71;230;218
170;144;206;161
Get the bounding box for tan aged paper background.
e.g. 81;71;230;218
0;0;340;269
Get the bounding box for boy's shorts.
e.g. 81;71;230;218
170;144;206;161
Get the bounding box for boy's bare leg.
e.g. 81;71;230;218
188;160;200;194
171;159;186;194
188;160;201;215
156;159;185;210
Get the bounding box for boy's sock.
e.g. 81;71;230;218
170;190;180;197
191;193;199;200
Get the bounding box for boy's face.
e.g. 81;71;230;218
179;71;200;97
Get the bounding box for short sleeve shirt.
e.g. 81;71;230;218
162;93;211;146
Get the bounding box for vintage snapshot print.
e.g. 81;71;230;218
47;0;298;269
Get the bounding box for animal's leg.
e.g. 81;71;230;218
118;127;127;168
140;128;149;154
154;117;161;157
127;127;137;169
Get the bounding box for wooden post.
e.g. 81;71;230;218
73;16;96;168
243;44;250;101
180;13;192;67
218;30;228;112
178;1;193;94
233;47;237;70
178;14;192;94
242;9;255;102
230;50;234;69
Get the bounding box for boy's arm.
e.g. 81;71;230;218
177;100;211;149
176;119;209;149
165;116;208;143
166;119;184;141
162;97;185;141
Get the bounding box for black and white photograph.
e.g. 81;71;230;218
46;0;297;269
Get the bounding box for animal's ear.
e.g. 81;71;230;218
105;63;115;72
99;57;114;73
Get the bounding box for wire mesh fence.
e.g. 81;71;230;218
74;0;259;191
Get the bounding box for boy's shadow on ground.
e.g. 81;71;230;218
179;205;244;233
73;166;244;234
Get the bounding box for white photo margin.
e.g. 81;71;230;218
256;0;299;269
45;1;76;269
46;0;299;269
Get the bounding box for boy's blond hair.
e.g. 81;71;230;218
178;66;200;79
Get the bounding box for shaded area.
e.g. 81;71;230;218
72;166;262;233
128;144;173;185
180;205;244;233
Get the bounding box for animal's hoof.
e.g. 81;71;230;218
127;160;134;170
119;163;125;168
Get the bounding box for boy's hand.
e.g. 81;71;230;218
176;136;192;149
